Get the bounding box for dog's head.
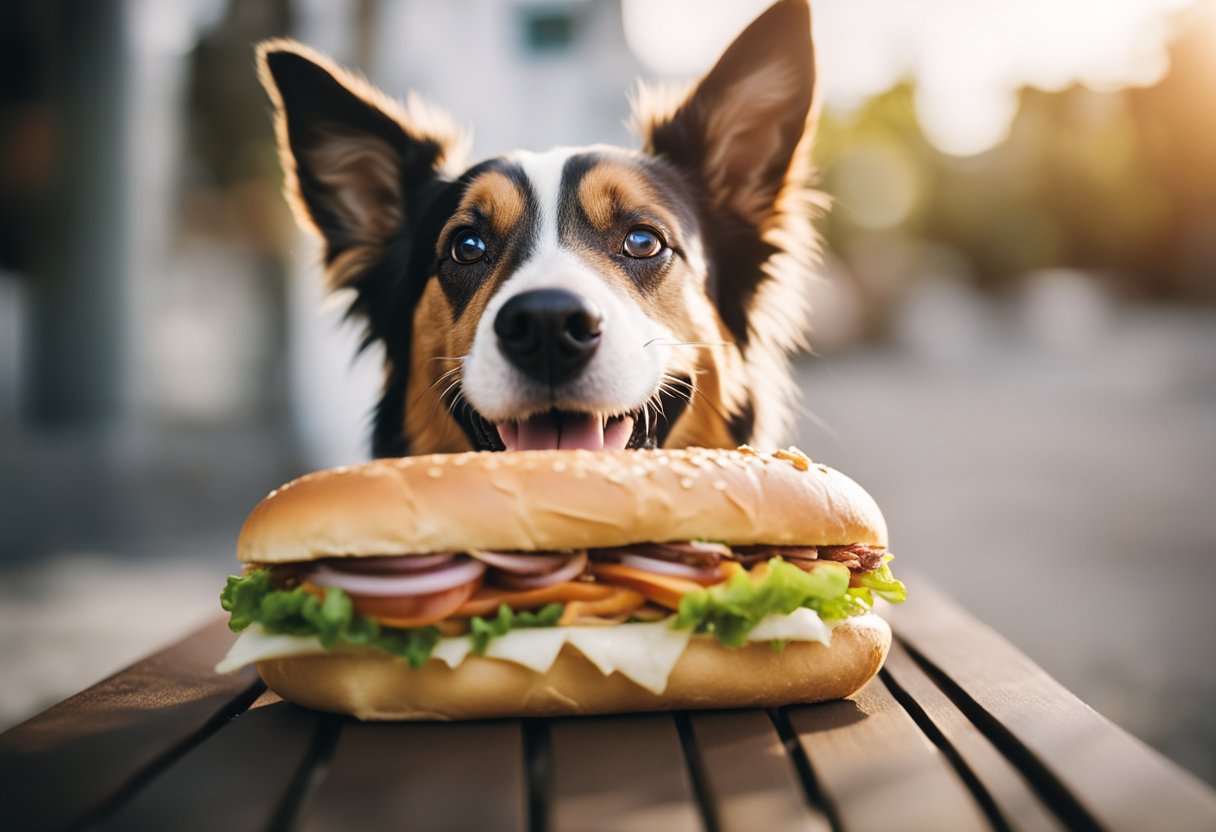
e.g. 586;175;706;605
259;0;820;456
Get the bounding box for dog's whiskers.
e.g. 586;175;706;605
642;338;732;349
658;371;739;425
418;374;467;437
647;391;669;422
439;379;464;410
409;364;464;411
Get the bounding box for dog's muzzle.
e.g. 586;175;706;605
494;288;602;385
452;287;689;452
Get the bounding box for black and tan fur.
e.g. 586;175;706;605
258;0;822;457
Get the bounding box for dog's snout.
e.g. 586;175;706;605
494;288;603;384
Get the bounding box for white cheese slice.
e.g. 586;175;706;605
484;626;569;673
215;608;846;688
745;607;832;646
432;636;473;669
566;621;692;694
214;624;324;673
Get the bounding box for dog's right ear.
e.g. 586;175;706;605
256;40;467;289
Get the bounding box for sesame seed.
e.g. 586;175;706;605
713;480;728;491
427;467;443;479
553;461;567;472
773;447;811;471
681;477;694;489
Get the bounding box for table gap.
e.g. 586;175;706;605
85;679;265;828
266;714;342;832
523;718;551;832
673;712;721;832
880;666;1011;832
766;707;843;832
898;637;1104;832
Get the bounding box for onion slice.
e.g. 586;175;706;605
468;550;572;575
657;541;733;558
773;547;820;561
596;542;723;568
311;557;485;597
322;553;456;574
616;554;723;585
491;551;588;590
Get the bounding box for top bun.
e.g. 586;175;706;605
238;447;888;564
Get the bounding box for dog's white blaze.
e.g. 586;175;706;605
461;148;671;422
514;148;567;255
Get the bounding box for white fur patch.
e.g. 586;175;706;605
516;148;566;256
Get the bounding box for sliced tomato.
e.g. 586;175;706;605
588;563;709;609
453;580;616;618
349;578;481;628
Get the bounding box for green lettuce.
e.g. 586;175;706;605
220;571;565;667
673;557;906;647
851;561;908;605
469;603;564;654
220;570;440;667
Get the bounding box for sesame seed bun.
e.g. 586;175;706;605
237;447;888;564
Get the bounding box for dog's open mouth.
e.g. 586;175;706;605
477;409;649;451
454;379;691;453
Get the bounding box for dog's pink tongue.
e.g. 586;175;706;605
509;412;604;451
603;415;635;451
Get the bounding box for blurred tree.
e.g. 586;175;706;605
812;9;1216;344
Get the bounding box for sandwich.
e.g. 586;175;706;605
216;446;906;720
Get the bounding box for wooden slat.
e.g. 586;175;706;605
785;676;990;831
296;719;525;832
690;709;830;832
549;714;701;832
0;618;261;832
882;642;1064;832
96;702;326;832
889;586;1216;832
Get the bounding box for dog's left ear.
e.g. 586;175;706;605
638;0;816;227
256;39;466;288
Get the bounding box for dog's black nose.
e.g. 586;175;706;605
494;288;603;384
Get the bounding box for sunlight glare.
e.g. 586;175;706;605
622;0;1197;157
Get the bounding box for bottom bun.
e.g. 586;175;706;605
256;615;891;720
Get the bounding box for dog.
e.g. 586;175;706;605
257;0;820;457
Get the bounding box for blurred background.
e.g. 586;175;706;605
1;0;1213;785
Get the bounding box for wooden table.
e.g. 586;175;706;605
3;585;1214;832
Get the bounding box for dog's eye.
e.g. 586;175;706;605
451;230;486;264
622;227;664;259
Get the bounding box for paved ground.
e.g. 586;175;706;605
2;298;1213;786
